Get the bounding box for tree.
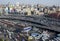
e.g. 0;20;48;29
0;38;4;41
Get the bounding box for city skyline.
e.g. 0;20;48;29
0;0;60;6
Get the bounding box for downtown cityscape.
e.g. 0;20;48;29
0;0;60;41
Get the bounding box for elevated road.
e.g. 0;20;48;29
0;15;60;32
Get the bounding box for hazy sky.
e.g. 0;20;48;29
0;0;60;6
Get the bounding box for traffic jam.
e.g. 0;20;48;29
0;19;59;41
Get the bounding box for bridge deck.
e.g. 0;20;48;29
0;15;60;32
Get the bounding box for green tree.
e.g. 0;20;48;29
0;38;4;41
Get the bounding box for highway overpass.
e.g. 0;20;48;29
0;15;60;32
